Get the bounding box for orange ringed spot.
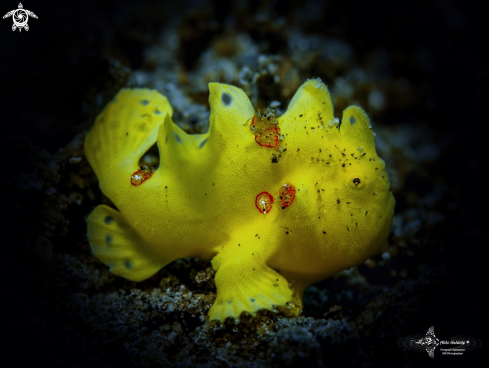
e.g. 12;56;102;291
251;115;279;148
279;183;296;209
255;127;279;148
255;192;274;214
131;169;153;186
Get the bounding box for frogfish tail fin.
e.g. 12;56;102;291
87;205;172;281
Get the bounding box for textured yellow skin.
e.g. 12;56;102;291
85;79;395;322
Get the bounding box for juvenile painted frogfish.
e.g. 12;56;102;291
85;79;395;322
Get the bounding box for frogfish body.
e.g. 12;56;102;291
85;79;395;322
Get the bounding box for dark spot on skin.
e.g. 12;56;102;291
350;116;356;125
198;138;208;149
174;132;181;143
221;92;232;106
250;298;255;302
104;216;113;225
154;108;162;115
139;100;149;106
105;234;113;245
138;122;147;132
124;260;133;269
323;231;326;234
353;178;360;185
337;199;340;204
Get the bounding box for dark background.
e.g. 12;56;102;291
1;0;485;366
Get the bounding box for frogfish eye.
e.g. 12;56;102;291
353;177;361;185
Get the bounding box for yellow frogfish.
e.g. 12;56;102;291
84;78;395;322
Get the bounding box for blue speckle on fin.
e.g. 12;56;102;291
139;99;150;106
198;138;208;149
174;132;181;143
104;216;113;225
106;234;113;245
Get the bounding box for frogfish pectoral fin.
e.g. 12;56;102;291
208;245;299;322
